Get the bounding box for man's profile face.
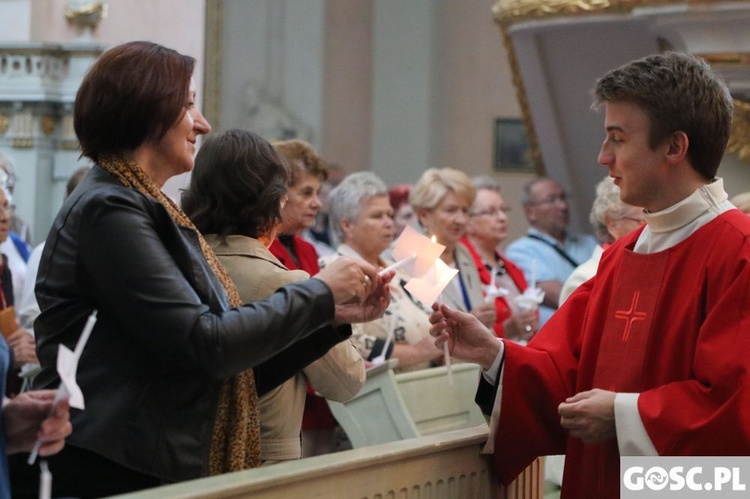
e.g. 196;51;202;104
598;101;671;212
525;179;569;238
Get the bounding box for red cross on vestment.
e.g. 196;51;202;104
614;290;647;341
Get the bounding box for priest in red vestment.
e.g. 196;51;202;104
430;52;750;499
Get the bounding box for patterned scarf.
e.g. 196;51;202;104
98;156;261;475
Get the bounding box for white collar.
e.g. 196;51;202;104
643;178;729;234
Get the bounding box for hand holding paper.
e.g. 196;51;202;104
28;310;98;465
484;266;509;304
404;258;459;306
514;286;545;312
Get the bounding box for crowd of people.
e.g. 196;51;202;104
0;41;749;499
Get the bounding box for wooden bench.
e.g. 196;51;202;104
326;361;487;448
110;363;544;499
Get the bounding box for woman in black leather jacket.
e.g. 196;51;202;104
12;41;389;498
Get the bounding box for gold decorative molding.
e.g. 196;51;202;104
492;0;747;27
499;25;545;175
0;115;8;136
64;2;107;29
694;52;750;68
727;99;750;163
59;140;81;151
11;139;33;149
41;116;56;136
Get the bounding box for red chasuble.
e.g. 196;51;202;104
493;210;750;499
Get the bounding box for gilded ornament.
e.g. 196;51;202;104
64;1;107;29
694;53;750;68
493;0;742;27
41;116;56;136
59;140;81;151
727;99;750;163
11;139;33;149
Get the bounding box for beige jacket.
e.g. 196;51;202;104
438;243;485;313
206;235;365;462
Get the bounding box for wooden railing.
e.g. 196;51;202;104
111;361;544;499
111;426;543;499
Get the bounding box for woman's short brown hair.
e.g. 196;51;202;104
74;41;195;163
182;129;290;240
271;139;328;186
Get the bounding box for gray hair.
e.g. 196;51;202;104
521;177;561;206
589;176;627;243
471;175;503;193
327;171;388;246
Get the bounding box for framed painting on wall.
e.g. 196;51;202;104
493;118;532;172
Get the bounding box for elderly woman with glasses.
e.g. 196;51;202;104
325;172;442;371
461;176;537;342
410;168;496;329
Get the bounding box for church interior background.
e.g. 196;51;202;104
1;0;750;247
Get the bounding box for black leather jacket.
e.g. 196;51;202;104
33;167;348;481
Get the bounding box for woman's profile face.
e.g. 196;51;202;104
153;78;211;179
281;170;322;234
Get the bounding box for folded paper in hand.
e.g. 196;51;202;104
405;258;459;305
387;225;445;278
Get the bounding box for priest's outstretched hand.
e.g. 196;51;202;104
558;389;616;444
429;303;501;370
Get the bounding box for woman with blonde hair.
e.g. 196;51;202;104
410;168;496;329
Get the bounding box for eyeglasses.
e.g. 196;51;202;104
470;206;512;217
529;193;568;206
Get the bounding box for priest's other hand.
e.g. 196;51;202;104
558;389;616;444
429;303;501;370
4;390;72;456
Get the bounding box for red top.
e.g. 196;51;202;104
460;237;528;337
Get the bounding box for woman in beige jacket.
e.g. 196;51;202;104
183;129;365;463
